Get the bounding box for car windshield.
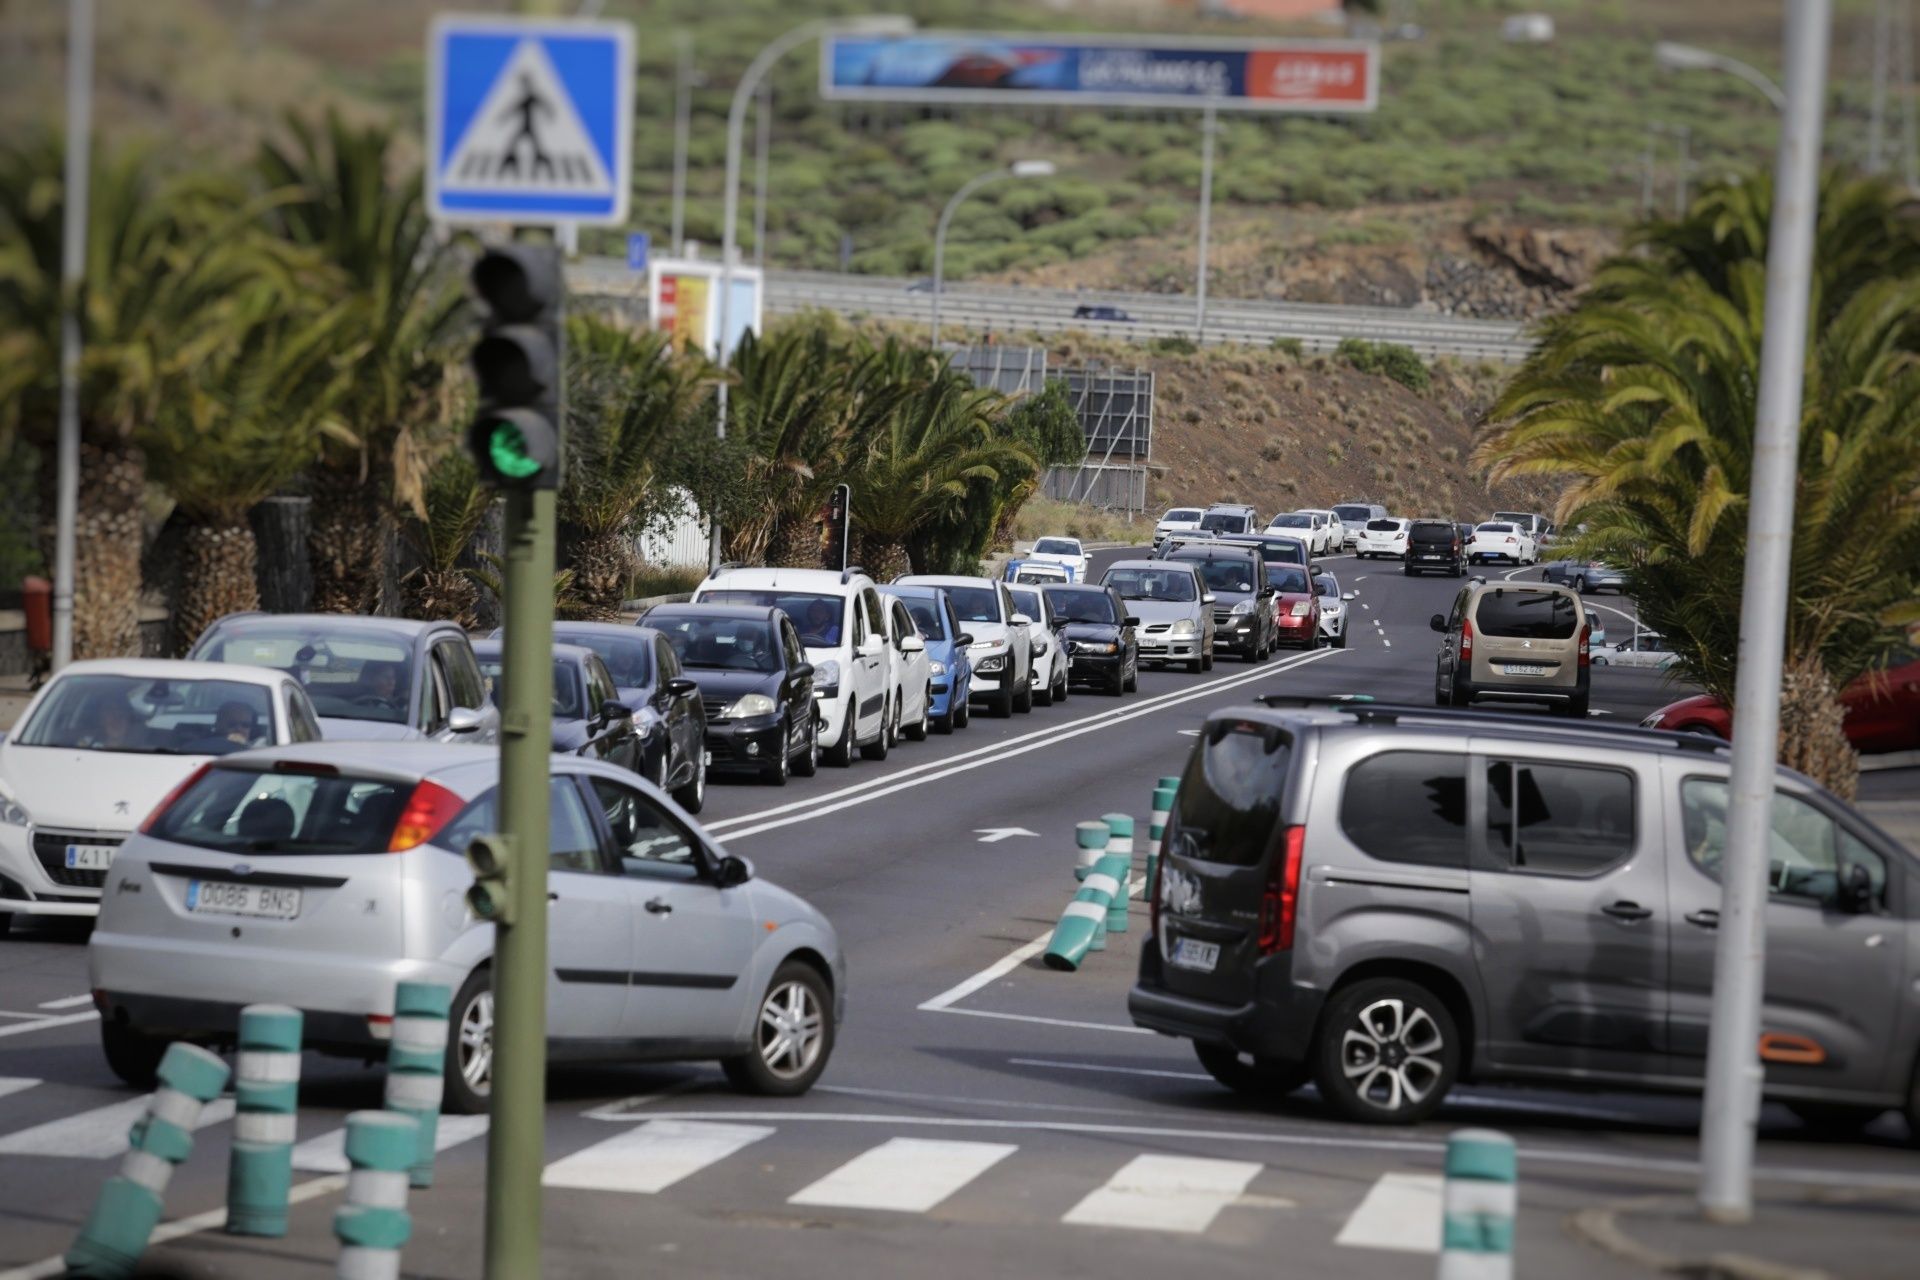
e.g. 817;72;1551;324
900;598;947;640
149;766;413;855
1198;512;1245;533
942;586;1002;624
1008;588;1045;622
202;628;411;724
1271;567;1310;594
477;656;582;718
558;632;651;687
1162;509;1202;523
1475;589;1579;640
1032;539;1080;556
1269;514;1310;528
1191;559;1254;593
1333;505;1372;521
1314;575;1338;598
1105;569;1196;602
701;590;843;647
15;674;275;755
652;617;783;672
1048;590;1118;624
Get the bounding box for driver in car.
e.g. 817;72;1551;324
178;701;258;755
80;694;148;750
358;661;405;707
802;600;841;647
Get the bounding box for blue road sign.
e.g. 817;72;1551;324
627;232;650;273
427;16;635;226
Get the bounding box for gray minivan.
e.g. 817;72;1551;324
1131;700;1920;1133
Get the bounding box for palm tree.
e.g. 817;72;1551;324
256;112;467;614
398;450;494;628
1478;172;1920;796
0;140;274;657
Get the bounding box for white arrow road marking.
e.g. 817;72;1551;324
974;827;1038;843
1177;728;1202;736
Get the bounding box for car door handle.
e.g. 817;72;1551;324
1685;909;1720;929
548;892;560;902
644;897;672;915
1601;900;1653;921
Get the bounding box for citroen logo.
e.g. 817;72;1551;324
1520;639;1533;649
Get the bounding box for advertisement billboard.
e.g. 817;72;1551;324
647;258;762;361
821;32;1377;113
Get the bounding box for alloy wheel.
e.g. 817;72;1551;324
756;980;826;1081
1340;997;1444;1114
459;989;494;1095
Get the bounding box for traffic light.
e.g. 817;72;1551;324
468;243;564;489
821;482;850;572
465;833;516;924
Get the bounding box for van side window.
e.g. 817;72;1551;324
1484;761;1634;876
1681;779;1888;911
1447;588;1470;630
1340;752;1468;868
862;588;886;638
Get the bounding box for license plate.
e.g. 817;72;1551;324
186;880;302;920
1504;663;1548;676
64;844;117;871
1169;938;1220;972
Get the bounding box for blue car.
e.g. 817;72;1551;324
885;585;975;733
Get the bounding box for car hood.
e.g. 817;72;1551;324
1027;551;1085;567
963;620;1012;647
316;717;418;742
1276;591;1317;611
678;668;781;701
0;745;214;832
1061;621;1125;643
1119;598;1201;624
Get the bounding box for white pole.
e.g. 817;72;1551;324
1871;0;1891;172
1698;0;1831;1226
1640;126;1657;217
1674;124;1692;216
753;79;772;271
670;31;692;255
52;0;93;672
931;171;997;348
1195;101;1218;344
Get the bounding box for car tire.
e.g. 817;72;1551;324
765;724;793;783
861;699;892;760
101;1020;167;1091
444;967;494;1116
792;717;820;777
1124;662;1138;693
1194;1042;1310;1098
0;912;11;939
1014;676;1034;714
720;962;834;1097
1035;666;1055;707
906;689;931;741
1185;656;1203;674
825;709;856;767
1312;977;1460;1125
933;703;954;734
955;695;971;729
1054;665;1068;702
674;752;707;813
1559;694;1591;719
1787;1102;1886;1133
1334;629;1347;650
1201;645;1214;671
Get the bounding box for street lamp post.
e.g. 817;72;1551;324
1696;0;1831;1224
710;14;913;572
1195;100;1219;343
1654;40;1788;110
930;160;1056;346
51;0;93;673
669;31;700;255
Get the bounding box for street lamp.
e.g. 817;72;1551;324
711;13;913;571
1654;40;1787;110
930;160;1057;346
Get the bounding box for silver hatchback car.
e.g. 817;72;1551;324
89;742;844;1110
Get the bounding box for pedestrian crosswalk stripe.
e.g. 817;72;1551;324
542;1118;774;1194
291;1113;490;1173
1061;1154;1263;1233
1334;1172;1441;1252
787;1138;1018;1214
0;1078;39;1102
0;1095;235;1161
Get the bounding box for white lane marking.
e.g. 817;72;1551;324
542;1118;775;1194
576;1078;708;1121
973;827;1037;843
291;1113;490;1173
1062;1153;1264;1233
0;1078;40;1101
0;1010;98;1041
0;1096;235;1160
920;933;1054;1012
36;995;94;1010
1010;1058;1208;1082
788;1137;1017;1213
1177;728;1202;736
817;1084;1165;1118
704;648;1340;836
1383;639;1392;648
1354;576;1367;584
1361;603;1371;611
1335;1172;1442;1252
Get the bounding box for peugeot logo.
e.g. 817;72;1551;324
113;800;130;816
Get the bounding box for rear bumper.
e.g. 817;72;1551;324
1129;945;1322;1067
1460;666;1591;705
100;990;386;1056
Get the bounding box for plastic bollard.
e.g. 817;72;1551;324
1044;869;1121;972
384;982;451;1188
227;1004;303;1237
65;1042;231;1279
1157;775;1181;794
1097;843;1131;935
335;1110;419;1280
1072;820;1107;882
1437;1128;1516;1280
1148;783;1177;891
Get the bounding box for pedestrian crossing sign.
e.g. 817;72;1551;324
427;16;634;226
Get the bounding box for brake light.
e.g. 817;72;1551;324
389;780;464;852
1579;621;1591;668
1460;617;1474;663
1148;840;1166;938
1505;536;1517;544
1258;825;1306;954
140;763;213;834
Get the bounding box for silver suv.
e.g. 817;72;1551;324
1131;700;1919;1132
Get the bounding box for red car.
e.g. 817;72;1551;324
1640;649;1920;753
1269;563;1322;649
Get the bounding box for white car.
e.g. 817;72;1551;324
1152;507;1205;550
1313;569;1355;649
0;659;324;928
694;567;897;765
1025;536;1088;582
1466;522;1537;566
1005;582;1071;706
1594;627;1677;669
1354;518;1410;560
1331;502;1387;549
896;575;1034;717
880;593;934;740
1296;509;1340;555
1267;511;1334;556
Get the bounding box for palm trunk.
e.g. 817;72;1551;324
307;460;389;614
849;530;910;583
173;519;259;655
402;566;481;629
41;441;147;660
1776;655;1859;799
568;529;634;622
764;516;819;570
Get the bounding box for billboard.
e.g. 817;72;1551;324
822;32;1377;113
647;258;763;361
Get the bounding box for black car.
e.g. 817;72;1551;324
1405;518;1465;577
1073;304;1134;323
471;640;642;773
1165;544;1276;661
1045;584;1139;695
518;621;707;814
645;604;818;786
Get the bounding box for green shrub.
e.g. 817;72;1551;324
1153;336;1200;356
1336;338;1431;393
1270;337;1305;357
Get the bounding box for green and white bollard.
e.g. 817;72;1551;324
334;1110;419;1280
227;1004;303;1237
385;981;451;1188
1437;1128;1516;1280
1100;813;1134;933
1072;820;1106;882
1148;783;1177;892
1044;863;1119;972
65;1042;231;1279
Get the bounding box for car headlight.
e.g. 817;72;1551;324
723;693;777;719
1076;641;1118;655
930;660;947;676
1230;600;1255;616
977;655;1006;673
1641;711;1666;728
1290;601;1312;617
1170;619;1196;636
1032;636;1048;655
811;659;840;695
1323;602;1343;615
0;791;27;828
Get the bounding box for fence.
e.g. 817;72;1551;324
635;490;711;569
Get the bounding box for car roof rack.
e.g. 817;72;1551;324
1248;696;1727;754
841;565;867;584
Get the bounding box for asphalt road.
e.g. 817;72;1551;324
1;551;1915;1278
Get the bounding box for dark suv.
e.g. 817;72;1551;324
1130;699;1920;1130
1165;544;1275;662
1404;519;1463;576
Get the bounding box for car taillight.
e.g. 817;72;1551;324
1460;617;1474;663
1505;536;1517;544
1148;840;1166;938
140;763;213;834
389;780;464;852
1579;622;1591;668
1258;825;1306;954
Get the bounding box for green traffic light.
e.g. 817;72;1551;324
487;419;544;480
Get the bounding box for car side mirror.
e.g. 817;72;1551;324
955;632;974;647
1342;592;1357;601
901;633;926;653
1123;616;1140;628
791;661;815;681
448;706;485;734
665;677;699;698
601;699;633;721
713;854;752;889
1011;612;1033;626
859;636;885;657
1258;587;1275;598
1429;613;1447;632
1201;593;1216;605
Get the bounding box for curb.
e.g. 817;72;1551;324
1567;1196;1833;1280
